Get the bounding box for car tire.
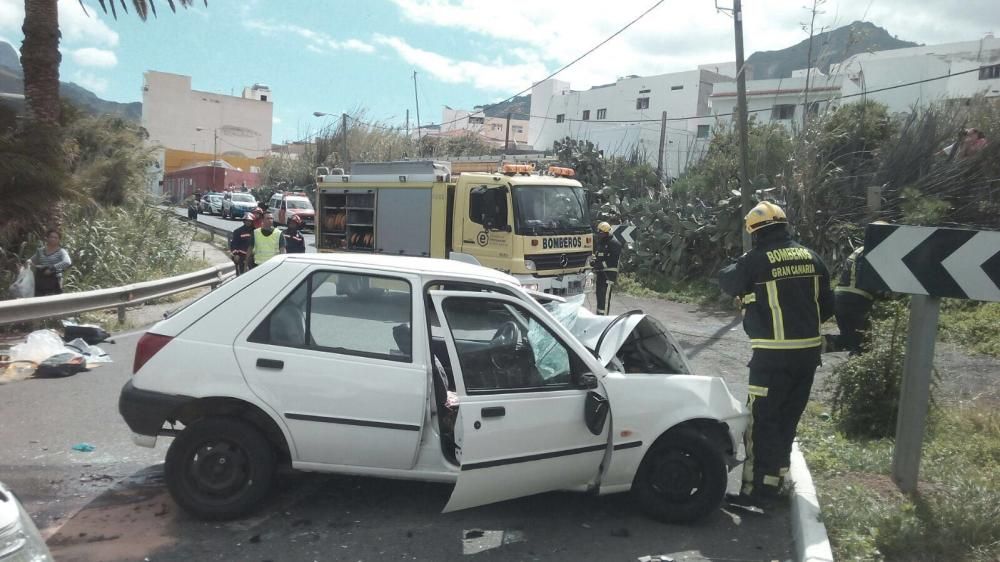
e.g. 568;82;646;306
631;428;728;524
165;417;276;520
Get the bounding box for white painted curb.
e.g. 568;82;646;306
789;441;835;562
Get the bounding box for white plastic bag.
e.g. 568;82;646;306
9;330;67;364
8;264;34;299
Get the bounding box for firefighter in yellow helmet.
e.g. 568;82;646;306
718;201;834;509
593;221;622;315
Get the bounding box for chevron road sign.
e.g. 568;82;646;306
611;224;636;246
860;223;1000;494
862;224;1000;302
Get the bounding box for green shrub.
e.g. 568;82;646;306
828;300;921;438
939;300;1000;357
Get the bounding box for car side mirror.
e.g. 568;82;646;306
584;391;609;436
578;372;599;389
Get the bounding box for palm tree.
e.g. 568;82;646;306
19;0;204;126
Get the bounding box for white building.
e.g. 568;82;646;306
438;107;530;149
712;36;1000;132
529;69;730;178
142;71;273;193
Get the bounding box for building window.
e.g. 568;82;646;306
492;123;503;131
556;114;565;123
582;110;591;121
596;108;607;120
636;97;650;110
772;104;795;120
513;125;524;133
260;95;268;101
639;88;651;94
468;116;485;125
979;63;1000;80
696;124;710;138
671;85;683;91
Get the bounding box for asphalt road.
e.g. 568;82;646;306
173;207;318;253
0;296;795;562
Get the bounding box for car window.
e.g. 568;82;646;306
285;198;313;210
440;297;581;393
250;271;412;362
233;194;254;203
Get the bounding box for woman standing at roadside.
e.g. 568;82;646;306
31;230;72;296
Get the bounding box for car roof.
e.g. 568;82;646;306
279;253;519;284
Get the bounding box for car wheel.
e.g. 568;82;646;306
631;428;727;524
165;417;276;520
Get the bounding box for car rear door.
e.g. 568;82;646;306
429;290;611;512
234;267;428;470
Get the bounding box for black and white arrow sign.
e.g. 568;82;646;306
611;224;636;246
862;224;1000;302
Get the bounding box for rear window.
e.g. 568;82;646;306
249;271;413;362
232;194;254;203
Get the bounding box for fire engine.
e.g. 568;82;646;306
316;160;593;294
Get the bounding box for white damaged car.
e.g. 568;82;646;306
119;254;748;523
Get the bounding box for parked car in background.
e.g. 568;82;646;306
268;191;315;230
0;481;54;561
222;192;258;220
200;193;223;216
119;253;748;524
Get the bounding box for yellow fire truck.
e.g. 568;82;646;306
315;160;593;295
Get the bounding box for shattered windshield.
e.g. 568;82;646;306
513;186;591;235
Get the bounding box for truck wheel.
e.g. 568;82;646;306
631;428;727;524
165;417;275;520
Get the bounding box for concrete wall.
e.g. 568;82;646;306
142;71;273;163
711;75;843;133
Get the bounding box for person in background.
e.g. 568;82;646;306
592;221;622;315
229;213;255;274
826;221;890;355
718;201;833;510
282;214;306;254
249;213;285;267
31;229;72;296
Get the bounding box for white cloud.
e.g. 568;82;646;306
373;33;547;91
387;0;1000;92
272;116;282;124
70;47;117;68
0;0;23;38
71;70;109;94
58;0;120;48
244;20;374;54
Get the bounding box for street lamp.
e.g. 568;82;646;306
314;111;348;170
196;126;218;190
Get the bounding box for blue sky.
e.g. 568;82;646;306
0;0;996;144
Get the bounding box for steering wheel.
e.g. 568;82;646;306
492;321;522;348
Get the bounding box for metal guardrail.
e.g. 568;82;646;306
0;262;235;326
173;211;234;244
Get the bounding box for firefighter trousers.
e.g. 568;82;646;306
741;351;818;496
595;271;617;315
833;292;873;354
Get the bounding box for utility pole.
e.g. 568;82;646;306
413;71;423;143
504;112;512;153
802;0;824;130
341;113;350;171
656;110;668;181
405;109;410;139
733;0;752;251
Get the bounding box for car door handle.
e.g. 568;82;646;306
256;358;284;370
481;406;505;418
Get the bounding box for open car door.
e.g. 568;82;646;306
429;290;611;513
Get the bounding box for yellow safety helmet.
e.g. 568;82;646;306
745;201;787;234
597;222;612;233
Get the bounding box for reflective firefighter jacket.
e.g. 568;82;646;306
834;246;883;301
719;236;834;350
594;236;622;274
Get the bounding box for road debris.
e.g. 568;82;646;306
638;556;674;562
71;443;96;452
461;529;526;555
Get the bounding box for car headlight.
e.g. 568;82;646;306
524;260;536;272
523;283;540;291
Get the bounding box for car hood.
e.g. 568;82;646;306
544;295;693;375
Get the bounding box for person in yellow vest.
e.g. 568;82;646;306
248;212;285;268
